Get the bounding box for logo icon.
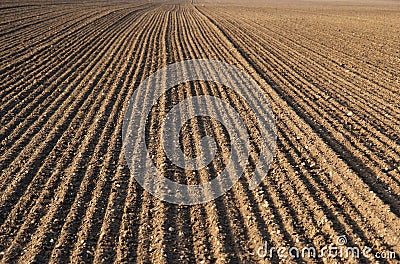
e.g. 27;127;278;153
337;236;348;246
123;59;276;205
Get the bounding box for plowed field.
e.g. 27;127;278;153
1;0;399;263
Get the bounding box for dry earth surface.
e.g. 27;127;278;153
1;0;399;263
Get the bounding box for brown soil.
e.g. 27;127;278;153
1;0;399;263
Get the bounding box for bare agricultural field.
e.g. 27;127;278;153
0;0;399;263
